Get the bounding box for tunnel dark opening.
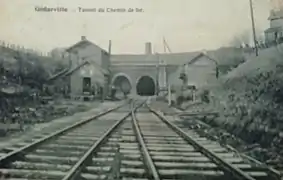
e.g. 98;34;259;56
136;76;155;96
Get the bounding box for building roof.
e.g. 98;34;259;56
47;68;70;81
63;61;90;77
110;51;220;67
46;61;89;83
46;60;109;83
185;52;218;65
66;38;108;53
111;51;202;65
64;60;110;77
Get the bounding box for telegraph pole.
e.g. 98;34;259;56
156;53;160;96
249;0;258;56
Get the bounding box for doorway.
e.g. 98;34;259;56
83;77;91;94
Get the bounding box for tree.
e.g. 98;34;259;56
213;47;246;75
0;57;4;75
50;48;66;60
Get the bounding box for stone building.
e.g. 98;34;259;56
47;39;220;98
46;36;110;99
110;43;201;95
174;52;219;89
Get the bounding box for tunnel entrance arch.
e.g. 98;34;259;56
136;76;155;96
111;73;132;97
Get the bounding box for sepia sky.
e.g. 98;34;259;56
0;0;281;54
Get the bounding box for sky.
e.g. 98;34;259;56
0;0;281;54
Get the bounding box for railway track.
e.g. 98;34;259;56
176;111;283;177
0;98;280;180
0;101;134;179
149;106;282;180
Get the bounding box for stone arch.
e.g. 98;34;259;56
111;72;132;86
136;75;156;96
111;73;133;95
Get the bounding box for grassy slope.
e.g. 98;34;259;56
209;47;246;75
206;45;283;151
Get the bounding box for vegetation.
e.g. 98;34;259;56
0;45;68;124
211;47;246;75
197;46;283;165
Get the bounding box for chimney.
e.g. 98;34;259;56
81;36;86;41
145;42;152;55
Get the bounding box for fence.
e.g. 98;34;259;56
0;40;52;57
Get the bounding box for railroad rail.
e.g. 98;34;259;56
0;101;134;179
174;112;283;179
149;106;282;180
166;111;219;117
0;98;280;180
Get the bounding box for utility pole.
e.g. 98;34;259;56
156;54;160;96
249;0;258;56
168;83;171;106
163;60;167;92
107;40;112;97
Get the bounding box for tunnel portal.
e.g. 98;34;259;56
113;75;132;95
136;76;155;96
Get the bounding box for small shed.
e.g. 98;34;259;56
169;52;218;89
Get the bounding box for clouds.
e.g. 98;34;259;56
0;0;272;53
